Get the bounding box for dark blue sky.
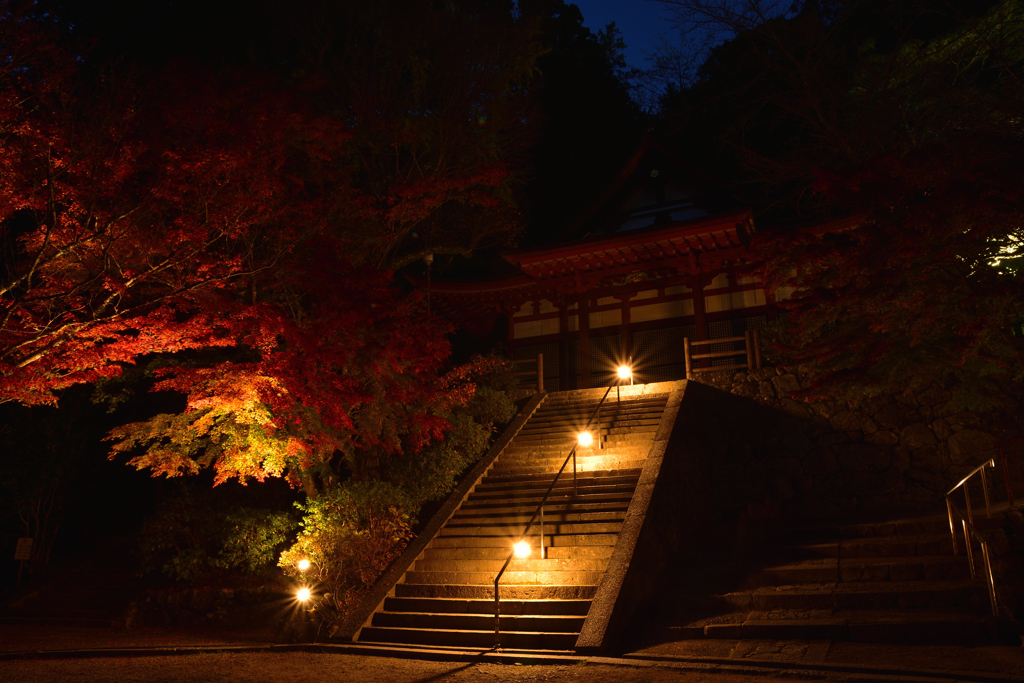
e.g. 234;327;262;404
572;0;676;70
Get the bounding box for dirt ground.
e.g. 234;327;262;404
0;651;843;683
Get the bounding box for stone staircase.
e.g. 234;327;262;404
649;512;1004;645
356;390;671;651
1;544;143;626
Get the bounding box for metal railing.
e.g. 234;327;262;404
492;384;614;648
945;458;998;616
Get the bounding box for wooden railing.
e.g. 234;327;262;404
683;329;762;379
513;353;544;393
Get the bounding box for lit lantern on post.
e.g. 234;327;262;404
297;558;311;572
617;365;633;384
577;431;593;447
296;587;311;603
513;540;531;558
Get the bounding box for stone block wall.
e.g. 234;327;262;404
691;366;1022;520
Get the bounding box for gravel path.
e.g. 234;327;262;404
0;651;820;683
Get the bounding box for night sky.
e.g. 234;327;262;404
573;0;675;69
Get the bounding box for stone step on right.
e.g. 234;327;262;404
700;610;991;644
648;509;1003;646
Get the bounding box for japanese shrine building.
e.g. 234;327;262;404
429;138;790;390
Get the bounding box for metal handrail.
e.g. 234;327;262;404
945;498;999;616
944;458;998;616
492;385;614;648
946;458;995;527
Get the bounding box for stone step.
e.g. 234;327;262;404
452;501;630;520
438;521;623;537
478;469;641;487
698;611;990;644
359;625;578;650
423;545;615;561
430;533;619;549
413;558;609;574
838;555;971;582
771;533;958;561
699;579;989;611
372;611;586;633
382;598;592;616
489;459;648;476
460;491;633;511
501;442;652;457
445;511;625;528
785;515;1003;542
530;397;667;415
748;555;972;586
404;569;605;586
394;583;598;600
515;426;659;442
469;482;638;502
517;418;662;437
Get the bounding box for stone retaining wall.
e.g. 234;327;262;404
690;367;1021;519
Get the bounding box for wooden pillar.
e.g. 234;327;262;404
578;296;591;390
503;302;517;357
618;293;634;363
692;274;708;341
558;299;570;391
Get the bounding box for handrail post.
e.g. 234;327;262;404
981;541;999;616
753;328;763;369
684;337;692;379
980;463;991;518
494;581;500;649
573;448;577;497
964;485;974;528
745;330;754;370
537;353;544;393
946;497;959;556
597;404;602;450
540;504;545;559
963;519;976;580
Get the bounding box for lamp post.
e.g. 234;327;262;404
616;362;633;404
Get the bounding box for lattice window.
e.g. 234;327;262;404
633;325;694;383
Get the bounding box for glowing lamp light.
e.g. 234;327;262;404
577;431;594;447
513;540;531;558
296;587;311;603
297;559;311;572
617;365;632;380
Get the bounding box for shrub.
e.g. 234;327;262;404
139;488;296;582
278;481;413;625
